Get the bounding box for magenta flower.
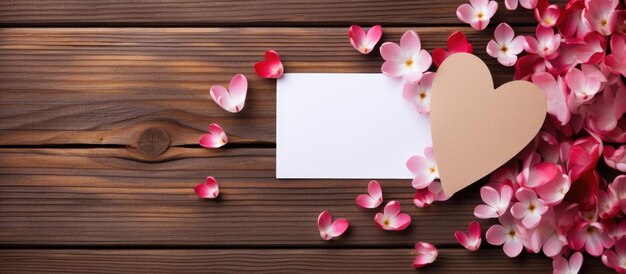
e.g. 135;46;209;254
194;176;219;199
380;30;432;83
487;23;526;66
456;0;498;30
402;72;435;113
374;201;411;231
531;72;571;126
348;25;383;54
413;181;448;208
317;211;349;240
413;242;438;269
534;0;561;28
455;221;482;251
198;123;227;149
355;180;383;209
565;67;603;104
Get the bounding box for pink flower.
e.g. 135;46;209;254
209;74;247;113
456;0;498;30
569;221;614;256
455;221;482;251
583;0;619;36
487;23;526;66
534;0;561;28
474;184;513;219
566;136;602;182
511;188;549;228
517;154;560;188
524;26;561;60
431;31;474;67
535;170;571;205
380;30;432;83
505;0;537;10
598;187;620;219
402;72;435;113
198;123;228;149
413;242;438;269
374;201;411;231
254;50;284;79
413;181;449;208
317;211;349;240
584;84;626;143
604;238;626;272
348;25;383;54
553;252;583;274
194;176;219;199
604;145;626;172
605;34;626;77
486;213;527;257
565;67;603;103
406;146;439;189
531;72;571;126
558;0;592;39
356;180;383;209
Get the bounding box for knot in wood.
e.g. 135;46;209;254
136;128;170;157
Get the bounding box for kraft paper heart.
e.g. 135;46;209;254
430;53;547;197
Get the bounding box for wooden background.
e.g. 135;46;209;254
0;1;609;273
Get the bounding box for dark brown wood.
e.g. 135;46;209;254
0;27;535;147
0;248;609;273
0;147;490;246
0;1;543;26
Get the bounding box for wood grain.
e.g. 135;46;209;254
0;1;543;26
0;248;609;273
0;27;535;147
0;147;490;246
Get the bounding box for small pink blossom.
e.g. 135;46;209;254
604;238;626;272
486;213;527;257
487;23;526;66
413;242;438;269
524;26;561;60
569;221;614;256
194;176;219;199
380;30;432;83
505;0;537;10
348;25;383;54
356;180;383;209
402;72;435;113
583;0;619;36
474;184;513;219
375;201;411;231
413;181;449;208
511;188;549;228
209;74;247;113
198;123;228;149
604;145;626;172
553;252;583;274
431;31;474;67
455;221;482;251
534;0;561;28
317;211;349;240
457;0;498;30
565;67;603;104
406;146;439;189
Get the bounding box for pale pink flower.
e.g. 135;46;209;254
534;0;561;27
566;67;603;104
406;146;439;189
317;211;349;240
569;221;614;256
511;188;549;228
356;180;383;209
455;221;482;251
524;26;561;60
456;0;498;30
505;0;537;10
413;242;438;269
380;30;432;83
194;176;219;199
604;238;626;272
402;72;435;113
198;123;228;149
531;72;571;126
583;0;619;36
553;252;583;274
375;201;411;231
348;25;383;54
604;145;626;172
486;213;527;257
413;180;449;208
605;34;626;77
474;184;513;219
209;73;247;113
487;23;526;66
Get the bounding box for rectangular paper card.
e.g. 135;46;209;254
276;73;432;179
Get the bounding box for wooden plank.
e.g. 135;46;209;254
0;1;543;26
0;248;609;273
0;27;534;147
1;147;488;246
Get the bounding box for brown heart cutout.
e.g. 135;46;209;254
430;53;547;197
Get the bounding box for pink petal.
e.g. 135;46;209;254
406;155;427;174
400;30;422;54
367;180;382;201
569;252;583;273
486;40;501;58
199;123;228;148
503;238;524;257
486;224;508;245
431;48;450;67
381;61;405;78
447;31;473;53
194;176;219;199
552;255;569;273
228;74;247;110
480;186;501;207
317;211;331;231
525;162;559;188
384;200;401;217
366;25;383;48
327;218;350;238
505;0;518;10
348;25;367;53
254;50;284;79
380;42;404;62
413;242;438;268
318;211;349;240
474;204;498;219
390;213;412;230
209;85;237;113
456;4;476;25
508;36;526;54
355;180;383;209
497;53;518;67
495;23;515;44
412;171;435;189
